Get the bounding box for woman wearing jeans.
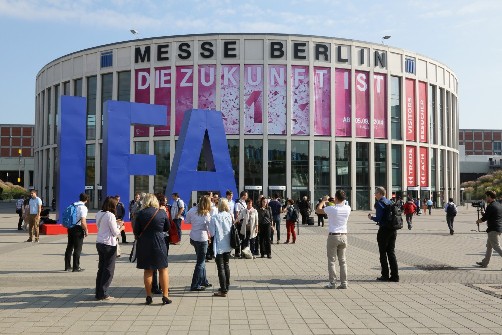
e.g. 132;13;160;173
209;198;233;297
95;196;124;300
187;195;212;291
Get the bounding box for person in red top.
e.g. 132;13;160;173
402;198;417;230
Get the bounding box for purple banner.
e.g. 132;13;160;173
291;65;309;135
314;67;331;136
244;65;263;134
175;66;194;135
134;68;151;137
355;70;370;138
268;65;287;135
335;69;351;137
153;66;171;136
220;65;240;134
373;73;387;139
198;65;216;110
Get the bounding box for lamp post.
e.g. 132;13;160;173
17;149;22;185
381;35;391;45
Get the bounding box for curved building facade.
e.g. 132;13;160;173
35;34;459;209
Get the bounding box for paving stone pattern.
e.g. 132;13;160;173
1;203;502;334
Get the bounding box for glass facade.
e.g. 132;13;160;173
227;139;239;190
268;140;286;187
291;140;309;201
86;76;97;140
390;76;401;140
154;140;170;193
86;144;95;187
374;143;387;188
429;84;436;144
74;78;82;97
314;141;330;202
336;142;351;201
117;71;131;101
101;73;113;138
355;142;370;210
244;139;263;187
63;81;70;95
439;88;444;146
46;87;51;145
391;145;402;192
54;85;59;144
431;148;437;191
134;141;149;193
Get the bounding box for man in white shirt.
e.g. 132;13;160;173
171;193;185;243
226;190;235;217
64;193;89;272
315;190;351;289
26;189;43;243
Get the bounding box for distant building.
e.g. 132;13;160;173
459;129;502;183
0;124;35;190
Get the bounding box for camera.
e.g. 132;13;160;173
471;200;482;208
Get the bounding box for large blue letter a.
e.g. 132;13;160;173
165;109;237;203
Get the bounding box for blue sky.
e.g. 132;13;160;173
0;0;500;129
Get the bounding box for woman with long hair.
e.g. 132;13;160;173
238;198;259;257
257;197;273;258
95;196;125;300
209;198;233;297
151;193;170;295
134;193;171;305
186;195;212;291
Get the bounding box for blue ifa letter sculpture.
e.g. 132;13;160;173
56;97;166;220
165;109;238;204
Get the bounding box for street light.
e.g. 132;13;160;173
381;35;391;45
130;29;139;35
17;149;22;184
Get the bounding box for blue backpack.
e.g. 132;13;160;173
62;203;82;228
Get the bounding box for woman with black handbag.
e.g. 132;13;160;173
134;193;171;305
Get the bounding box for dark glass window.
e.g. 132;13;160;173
446;92;450;147
54;85;59;145
74;78;83;97
431;149;436;191
101;73;113;138
356;142;370;210
118;71;131;101
86;144;95;187
429;85;436;144
439;88;444;146
46;87;51;145
154;141;170;194
244;139;263;187
336;141;351;201
134;142;149;193
86;76;97;140
390;76;401;140
391;145;402;192
227;139;240;190
291;140;309;201
63;81;70;96
100;51;113;68
268;140;287;187
314;141;330;202
374;143;387;188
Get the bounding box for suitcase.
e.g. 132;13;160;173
307;217;315;225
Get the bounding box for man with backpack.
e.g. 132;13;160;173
403;197;417;230
444;198;457;235
368;187;399;282
171;193;185;244
64;193;89;272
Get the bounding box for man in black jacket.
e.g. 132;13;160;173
475;190;502;268
298;196;311;225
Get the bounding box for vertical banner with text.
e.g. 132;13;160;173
198;65;216;110
419;147;429;187
355;71;370;138
291;65;309;135
335;68;351;137
407;145;417;187
313;67;331;136
220;65;240;134
153;66;171;136
406;78;416;141
373;73;387;139
418;81;428;143
268;65;287;135
175;66;194;135
244;65;264;134
134;68;151;137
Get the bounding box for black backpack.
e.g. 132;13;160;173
382;201;403;230
288;206;299;222
230;224;241;249
446;203;457;217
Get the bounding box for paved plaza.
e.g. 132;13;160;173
1;202;502;334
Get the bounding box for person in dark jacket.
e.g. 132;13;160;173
475;191;502;268
298;196;311;225
367;186;399;282
257;197;273;259
114;195;128;243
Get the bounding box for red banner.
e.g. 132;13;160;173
407;146;416;187
153;67;171;136
418;81;428;143
134;68;151;137
419;147;428;187
175;66;194;135
355;71;370;138
406;79;416;141
373;73;387;139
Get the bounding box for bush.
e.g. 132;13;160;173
0;180;28;200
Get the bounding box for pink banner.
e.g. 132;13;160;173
175;66;194;135
291;65;309;135
419;147;428;187
418;81;428;143
220;65;240;134
134;69;151;137
198;65;216;110
268;65;287;135
407;146;416;187
244;65;263;134
355;71;370;138
406;78;416;141
153;67;171;136
373;73;387;139
335;69;351;137
314;67;331;136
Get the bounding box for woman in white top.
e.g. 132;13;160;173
186;195;212;291
95;196;124;301
209;199;233;297
238;198;259;257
